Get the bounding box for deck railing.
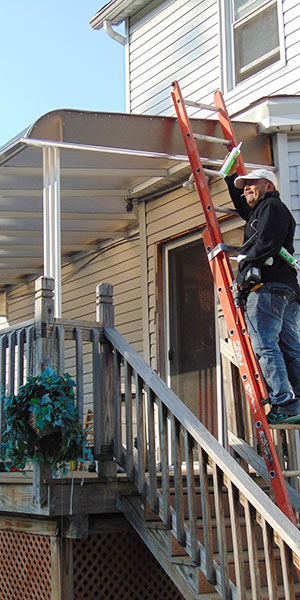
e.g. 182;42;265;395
1;277;300;598
104;322;300;598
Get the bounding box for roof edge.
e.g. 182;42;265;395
90;0;150;29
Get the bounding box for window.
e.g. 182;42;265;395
222;0;284;89
234;0;280;83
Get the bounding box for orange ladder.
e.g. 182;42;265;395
171;80;298;530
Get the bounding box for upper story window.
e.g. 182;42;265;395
222;0;284;90
233;0;280;83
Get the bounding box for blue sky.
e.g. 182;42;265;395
0;1;125;147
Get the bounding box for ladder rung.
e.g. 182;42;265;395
214;206;237;215
183;168;223;186
282;471;300;477
194;132;228;145
184;99;220;112
202;167;223;178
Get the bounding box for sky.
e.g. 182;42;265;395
0;1;125;148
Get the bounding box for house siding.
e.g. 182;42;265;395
288;135;300;264
145;177;231;369
6;237;143;351
127;0;300;119
128;0;220;116
222;0;300;116
5;236;143;412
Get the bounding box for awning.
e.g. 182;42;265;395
0;108;272;315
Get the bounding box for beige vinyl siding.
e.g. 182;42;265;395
128;0;220;116
145;176;231;370
6;236;142;349
5;234;143;417
7;281;35;324
288;136;300;266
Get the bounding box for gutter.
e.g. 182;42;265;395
103;20;126;45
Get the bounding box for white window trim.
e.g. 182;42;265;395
219;0;286;94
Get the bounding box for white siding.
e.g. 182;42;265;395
288;136;300;264
128;0;220;116
128;0;300;119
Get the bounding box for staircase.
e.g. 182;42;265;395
104;324;300;600
1;279;300;599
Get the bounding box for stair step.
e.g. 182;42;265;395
246;583;300;599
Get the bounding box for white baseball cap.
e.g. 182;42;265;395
234;169;277;189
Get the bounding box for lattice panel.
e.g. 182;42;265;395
73;529;185;600
0;531;51;600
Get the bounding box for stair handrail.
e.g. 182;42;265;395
104;324;300;596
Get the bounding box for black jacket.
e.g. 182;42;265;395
225;173;300;294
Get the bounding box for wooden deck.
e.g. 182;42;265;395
1;279;300;599
0;470;134;516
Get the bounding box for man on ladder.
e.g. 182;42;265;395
225;167;300;424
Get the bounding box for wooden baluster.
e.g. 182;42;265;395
8;331;16;397
244;499;261;600
158;399;170;527
74;327;84;425
136;372;146;495
92;327;101;458
184;430;199;564
0;334;8;439
113;350;122;464
278;536;296;600
198;446;215;584
96;282;116;478
16;328;25;389
227;480;246;599
124;359;133;480
145;385;158;513
171;414;185;546
261;516;278;600
33;276;55;507
212;461;230;599
25;325;34;378
56;324;65;377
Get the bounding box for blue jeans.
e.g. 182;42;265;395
245;282;300;414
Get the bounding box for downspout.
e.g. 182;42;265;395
103;20;126;45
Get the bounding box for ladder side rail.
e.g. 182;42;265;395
171;86;224;249
214;90;246;175
172;81;268;402
203;224;295;520
171;81;298;528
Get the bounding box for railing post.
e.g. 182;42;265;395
95;283;117;478
33;276;55;506
34;276;55;374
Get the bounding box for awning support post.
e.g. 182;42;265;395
43;147;61;318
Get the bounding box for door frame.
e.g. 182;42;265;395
161;220;241;445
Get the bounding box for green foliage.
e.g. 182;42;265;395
1;366;91;475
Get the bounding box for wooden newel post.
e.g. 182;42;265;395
34;276;55;374
33;276;55;506
95;283;117;478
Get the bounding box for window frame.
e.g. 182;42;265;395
220;0;286;93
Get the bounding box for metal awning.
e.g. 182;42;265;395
0;108;272;315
